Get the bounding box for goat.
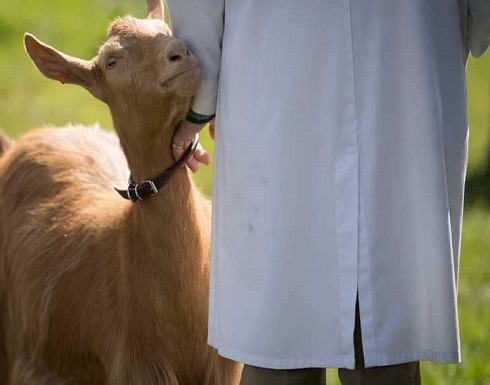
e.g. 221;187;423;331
0;1;241;384
0;131;12;156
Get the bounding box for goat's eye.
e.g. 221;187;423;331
106;57;117;70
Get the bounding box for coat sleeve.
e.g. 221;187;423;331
461;0;490;58
165;0;225;116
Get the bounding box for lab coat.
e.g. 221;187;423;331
166;0;490;369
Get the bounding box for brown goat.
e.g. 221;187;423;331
0;1;241;384
0;131;11;156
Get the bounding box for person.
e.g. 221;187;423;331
166;1;490;384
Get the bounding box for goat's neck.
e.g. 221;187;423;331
110;102;202;226
110;102;187;184
109;102;210;357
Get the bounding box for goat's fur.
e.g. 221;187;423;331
0;2;240;384
0;130;12;156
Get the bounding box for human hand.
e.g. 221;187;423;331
172;120;211;173
209;118;215;141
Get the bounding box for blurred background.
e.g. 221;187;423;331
0;1;489;384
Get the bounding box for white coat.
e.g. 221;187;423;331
165;0;490;369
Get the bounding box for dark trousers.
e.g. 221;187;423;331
239;302;421;385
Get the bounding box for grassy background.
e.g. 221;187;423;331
1;2;489;384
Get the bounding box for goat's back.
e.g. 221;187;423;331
0;124;127;204
0;125;128;383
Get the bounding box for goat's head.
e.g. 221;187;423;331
24;0;199;122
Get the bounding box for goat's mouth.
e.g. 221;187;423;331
160;65;199;88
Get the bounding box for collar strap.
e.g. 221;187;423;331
115;135;199;202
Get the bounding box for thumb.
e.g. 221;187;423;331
172;120;206;161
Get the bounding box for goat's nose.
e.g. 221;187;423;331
165;39;189;63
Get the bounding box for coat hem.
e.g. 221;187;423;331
363;350;461;368
209;335;460;370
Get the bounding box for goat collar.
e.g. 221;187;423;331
115;134;199;202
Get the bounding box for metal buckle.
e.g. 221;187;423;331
141;180;159;197
127;183;141;202
133;184;143;201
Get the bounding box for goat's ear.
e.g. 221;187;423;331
147;0;164;20
24;33;104;100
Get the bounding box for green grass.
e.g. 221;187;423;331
1;2;490;384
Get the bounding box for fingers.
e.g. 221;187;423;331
172;120;205;160
171;138;193;166
171;137;211;174
209;119;216;141
187;155;200;173
186;144;211;173
172;120;212;173
193;143;212;166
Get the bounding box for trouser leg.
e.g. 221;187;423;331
338;298;421;385
239;365;326;385
338;362;421;385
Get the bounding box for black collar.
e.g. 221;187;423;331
115;135;199;202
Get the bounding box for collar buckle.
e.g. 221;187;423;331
114;134;199;203
141;179;159;197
